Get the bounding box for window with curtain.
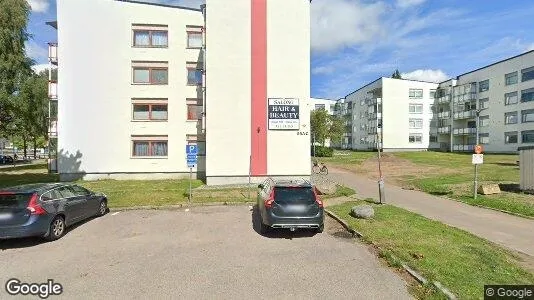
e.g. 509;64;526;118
133;104;150;120
505;112;518;124
187;68;202;85
187;105;202;120
133;104;168;121
505;92;518;105
133;29;168;47
132;140;168;157
187;32;203;48
521;109;534;123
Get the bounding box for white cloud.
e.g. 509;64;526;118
32;64;56;74
401;69;449;83
25;41;48;62
312;66;335;75
27;0;49;13
396;0;426;8
311;0;386;53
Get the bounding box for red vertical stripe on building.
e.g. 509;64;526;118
251;0;267;176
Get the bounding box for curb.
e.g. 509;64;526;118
109;201;254;212
325;208;457;300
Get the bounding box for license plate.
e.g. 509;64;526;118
286;206;307;213
0;213;13;221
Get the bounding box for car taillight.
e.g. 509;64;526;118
313;187;323;208
264;189;275;208
27;194;46;215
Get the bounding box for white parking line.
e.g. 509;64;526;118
111;212;121;216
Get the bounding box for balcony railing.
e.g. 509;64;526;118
368;97;382;105
48;43;58;65
48;81;57;99
48;120;57;137
453;128;476;135
438;127;450;134
438;95;451;104
453;144;475;152
453;92;477;102
453;110;476;120
438;111;450;119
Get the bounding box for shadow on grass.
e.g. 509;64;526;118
0;163;47;171
0;173;59;189
492;162;519;167
250;205;317;239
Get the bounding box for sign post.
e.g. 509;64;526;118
186;145;198;203
473;145;484;199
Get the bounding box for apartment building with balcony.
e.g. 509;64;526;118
435;50;534;153
310;98;338;115
53;0;311;184
343;78;438;151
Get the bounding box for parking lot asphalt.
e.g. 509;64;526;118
0;206;411;299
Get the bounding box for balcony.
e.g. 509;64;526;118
48;120;57;137
438;95;451;104
453;144;475;152
368;113;377;120
453;128;476;135
438;111;450;119
453;92;477;102
48;81;57;99
453;110;476;120
368;97;382;105
48;43;58;65
438;127;450;134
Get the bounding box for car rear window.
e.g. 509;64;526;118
0;193;32;209
274;187;315;205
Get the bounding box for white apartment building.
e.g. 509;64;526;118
49;0;311;184
435;51;534;153
345;78;439;151
310;98;337;115
338;50;534;153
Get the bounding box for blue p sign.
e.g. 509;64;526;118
186;144;198;155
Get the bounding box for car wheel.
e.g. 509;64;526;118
316;224;324;233
45;216;66;241
98;200;108;216
259;222;271;234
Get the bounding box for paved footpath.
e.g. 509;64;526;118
329;167;534;257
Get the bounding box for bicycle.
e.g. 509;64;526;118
312;161;328;175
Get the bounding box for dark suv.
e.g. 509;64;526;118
256;178;324;234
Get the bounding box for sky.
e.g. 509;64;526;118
26;0;534;100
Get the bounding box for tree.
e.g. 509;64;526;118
0;0;33;135
310;109;344;147
391;69;402;79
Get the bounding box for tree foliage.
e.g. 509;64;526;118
310;109;344;146
0;0;33;134
391;69;402;79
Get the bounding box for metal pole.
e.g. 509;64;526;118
248;155;252;200
474;111;480;199
376;100;385;204
189;167;192;203
313;133;316;158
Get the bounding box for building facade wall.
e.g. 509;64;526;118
57;0;203;180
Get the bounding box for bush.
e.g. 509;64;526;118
312;146;333;157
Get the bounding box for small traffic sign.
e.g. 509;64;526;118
187;154;197;160
472;154;484;165
186;144;198;155
474;145;483;154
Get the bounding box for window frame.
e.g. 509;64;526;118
521;88;534;103
505;71;518;85
521;109;534;123
479;97;489;109
187;31;203;49
409;89;423;99
505;91;518;105
522;130;534;143
504;131;518;144
131;138;169;158
409;104;423;114
132;67;169;85
521;66;534;82
186;104;203;121
479;79;489;92
132;103;168;121
408;133;423;144
187;67;203;86
409;118;423;129
504;111;518;125
132;29;168;48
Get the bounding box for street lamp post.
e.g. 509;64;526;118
473;108;487;200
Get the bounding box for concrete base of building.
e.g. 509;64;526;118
59;172;205;182
206;175;312;186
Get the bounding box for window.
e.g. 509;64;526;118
521;66;534;82
70;185;91;196
505;132;518;144
187;32;203;48
479;133;489;144
480;116;490;127
40;189;62;201
409;104;423;114
430;89;436;99
409;89;423;99
132;62;168;85
187;63;202;85
521;109;534;123
505;112;518;124
187;105;202;120
314;104;326;110
478;98;489;109
505;92;518;105
479;80;489;92
429;135;438;143
132;25;168;47
505;72;518;85
187;135;206;155
522;130;534;143
132;103;168;121
409;118;423;129
132;136;168;157
58;187;76;198
409;133;423;143
521;88;534;103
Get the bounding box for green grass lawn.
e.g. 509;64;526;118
322;151;534;217
329;201;534;299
